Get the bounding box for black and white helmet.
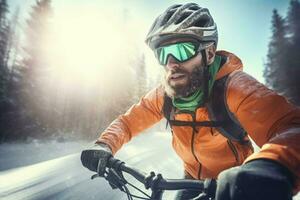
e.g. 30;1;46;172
145;3;218;50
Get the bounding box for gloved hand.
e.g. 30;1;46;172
80;142;113;176
215;159;294;200
194;179;217;200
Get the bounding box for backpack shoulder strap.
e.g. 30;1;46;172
206;73;248;143
162;94;173;128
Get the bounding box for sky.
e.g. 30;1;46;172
8;0;291;83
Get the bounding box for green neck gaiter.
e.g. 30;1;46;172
172;55;222;112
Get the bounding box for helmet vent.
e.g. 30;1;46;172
192;16;211;27
188;5;200;11
162;10;176;25
175;12;191;25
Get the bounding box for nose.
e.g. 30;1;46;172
165;55;180;70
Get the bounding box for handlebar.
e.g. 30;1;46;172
91;156;217;200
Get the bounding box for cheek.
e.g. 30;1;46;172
183;55;202;73
185;64;202;75
163;66;171;75
164;70;171;78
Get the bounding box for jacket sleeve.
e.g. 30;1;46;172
226;70;300;192
96;86;164;154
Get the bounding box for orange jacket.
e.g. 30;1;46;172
97;51;300;192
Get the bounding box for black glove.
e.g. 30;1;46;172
194;179;217;200
80;143;113;176
215;159;294;200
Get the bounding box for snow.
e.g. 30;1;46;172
0;140;87;171
0;132;299;199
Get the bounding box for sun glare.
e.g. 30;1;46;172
44;6;133;88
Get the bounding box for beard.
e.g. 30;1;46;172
163;64;204;98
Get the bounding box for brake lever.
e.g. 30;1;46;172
194;193;211;200
91;168;127;191
105;168;127;191
91;167;108;180
91;174;99;179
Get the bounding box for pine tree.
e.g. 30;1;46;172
5;7;20;72
21;0;53;138
0;0;11;141
0;0;9;97
286;0;300;105
135;53;148;100
0;2;24;142
264;10;288;95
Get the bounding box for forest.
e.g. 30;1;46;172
0;0;299;142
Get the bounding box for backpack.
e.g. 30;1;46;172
162;71;248;144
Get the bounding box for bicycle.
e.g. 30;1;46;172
91;157;217;200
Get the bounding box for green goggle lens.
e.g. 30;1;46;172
155;42;198;66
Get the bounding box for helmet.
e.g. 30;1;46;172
145;3;218;50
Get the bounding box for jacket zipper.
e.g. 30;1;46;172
190;112;202;179
227;140;240;164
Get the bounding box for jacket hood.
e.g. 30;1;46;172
215;50;243;80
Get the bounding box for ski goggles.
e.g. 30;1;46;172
154;42;199;66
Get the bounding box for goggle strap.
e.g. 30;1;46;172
201;49;209;103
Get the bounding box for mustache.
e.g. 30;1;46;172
170;68;188;75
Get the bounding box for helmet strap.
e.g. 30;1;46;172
200;49;210;103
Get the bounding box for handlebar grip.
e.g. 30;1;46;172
107;157;124;169
107;157;147;183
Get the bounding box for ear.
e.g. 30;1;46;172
206;45;216;65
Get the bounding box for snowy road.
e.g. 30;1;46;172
0;132;183;200
0;131;299;200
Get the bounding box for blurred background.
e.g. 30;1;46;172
0;0;299;142
0;0;300;199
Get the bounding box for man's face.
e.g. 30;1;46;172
159;39;205;98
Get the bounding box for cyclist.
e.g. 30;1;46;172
81;3;300;200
